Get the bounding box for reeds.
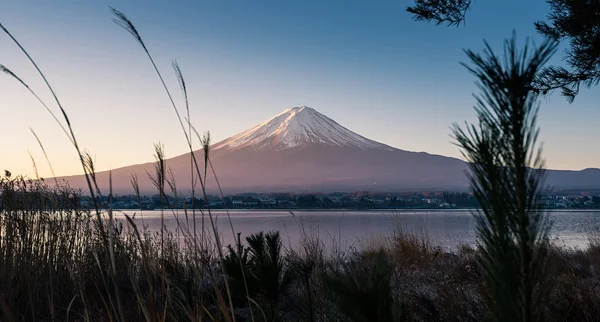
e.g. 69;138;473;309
2;8;600;322
2;176;600;321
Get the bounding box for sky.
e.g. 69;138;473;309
1;0;599;178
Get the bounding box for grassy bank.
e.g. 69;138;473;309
2;7;598;322
1;175;600;321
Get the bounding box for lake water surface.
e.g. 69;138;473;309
114;209;600;251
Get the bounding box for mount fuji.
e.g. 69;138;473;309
57;106;600;195
212;106;391;150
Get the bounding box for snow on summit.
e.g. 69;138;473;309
212;106;390;150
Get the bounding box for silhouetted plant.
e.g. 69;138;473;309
287;227;327;322
224;231;294;321
407;0;471;26
224;233;254;304
407;0;600;102
322;249;405;322
534;0;600;101
452;34;557;322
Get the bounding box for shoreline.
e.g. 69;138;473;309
114;207;600;212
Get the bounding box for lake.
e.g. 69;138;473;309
113;209;600;251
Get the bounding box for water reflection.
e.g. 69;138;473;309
113;209;600;251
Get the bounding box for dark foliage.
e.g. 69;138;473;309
407;0;600;102
407;0;472;26
224;231;294;321
452;34;556;321
322;249;405;322
535;0;600;102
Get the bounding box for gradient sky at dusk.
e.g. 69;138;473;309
1;0;599;178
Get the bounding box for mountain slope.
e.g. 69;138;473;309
56;106;600;195
212;106;392;150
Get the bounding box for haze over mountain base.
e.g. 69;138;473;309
56;107;600;195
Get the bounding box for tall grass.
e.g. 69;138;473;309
2;8;600;322
111;8;246;319
3;174;600;321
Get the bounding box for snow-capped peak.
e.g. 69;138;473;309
212;106;391;150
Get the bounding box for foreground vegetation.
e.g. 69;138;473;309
2;175;600;321
1;6;598;322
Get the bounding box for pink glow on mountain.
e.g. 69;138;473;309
212;106;393;150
